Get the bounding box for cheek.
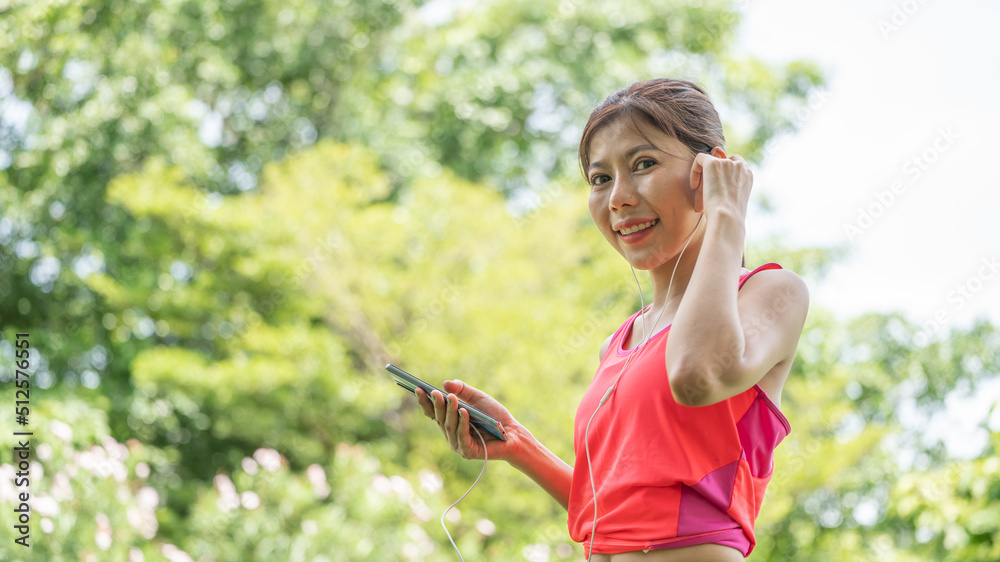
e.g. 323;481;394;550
588;193;619;242
588;192;603;225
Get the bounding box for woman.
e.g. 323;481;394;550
415;78;809;560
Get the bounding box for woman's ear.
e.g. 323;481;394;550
711;146;727;159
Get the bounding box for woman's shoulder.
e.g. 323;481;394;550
737;263;810;333
739;263;806;290
740;263;805;288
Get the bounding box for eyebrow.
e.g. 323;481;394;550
587;144;660;173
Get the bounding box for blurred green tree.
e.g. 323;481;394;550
1;0;996;560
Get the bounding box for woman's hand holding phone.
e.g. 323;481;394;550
415;380;521;462
417;378;575;509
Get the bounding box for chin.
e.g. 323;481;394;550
619;251;663;271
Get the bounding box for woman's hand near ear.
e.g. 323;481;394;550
688;147;753;223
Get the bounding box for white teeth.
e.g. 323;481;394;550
619;220;657;235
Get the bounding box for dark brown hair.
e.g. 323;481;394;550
578;77;725;176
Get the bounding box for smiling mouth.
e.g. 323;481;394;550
618;219;658;236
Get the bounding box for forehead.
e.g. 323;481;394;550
587;116;686;164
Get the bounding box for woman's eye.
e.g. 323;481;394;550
636;159;655;171
590;174;610;187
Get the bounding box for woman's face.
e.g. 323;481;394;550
586;117;702;271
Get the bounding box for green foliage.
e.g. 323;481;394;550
0;391;162;561
1;0;997;560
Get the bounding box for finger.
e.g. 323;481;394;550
443;379;466;395
689;156;704;192
415;388;435;419
431;390;447;426
457;408;476;459
444;394;461;444
443;379;474;402
458;407;471;437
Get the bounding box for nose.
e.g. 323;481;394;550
608;173;638;211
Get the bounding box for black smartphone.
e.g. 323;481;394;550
385;364;506;441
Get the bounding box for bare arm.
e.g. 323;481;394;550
665;149;809;406
506;425;573;510
664;211;809;406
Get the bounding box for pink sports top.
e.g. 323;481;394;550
567;263;791;558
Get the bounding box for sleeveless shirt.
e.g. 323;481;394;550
567;263;791;557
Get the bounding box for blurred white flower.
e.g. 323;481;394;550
403;523;434;558
135;462;150;479
0;465;17;502
95;512;112;550
51;471;72;501
136;486;159;511
241;457;258;475
213;474;239;512
161;543;194;562
30;461;43;483
522;543;551;562
252;448;282;472
34;494;59;517
50;419;73;443
389;475;413;499
36;443;53;461
476;518;496;536
102;436;129;462
305;464;330;499
370;474;391;495
127;505;159;540
301;519;318;535
76;450;95;472
240;490;261;510
418;469;443;493
409;499;432;522
402;543;421;560
40;517;54;533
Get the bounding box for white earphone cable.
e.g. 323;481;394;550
441;423;487;562
584;213;703;561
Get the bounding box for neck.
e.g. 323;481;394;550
647;217;704;316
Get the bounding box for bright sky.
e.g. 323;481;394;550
736;0;1000;458
737;0;1000;339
